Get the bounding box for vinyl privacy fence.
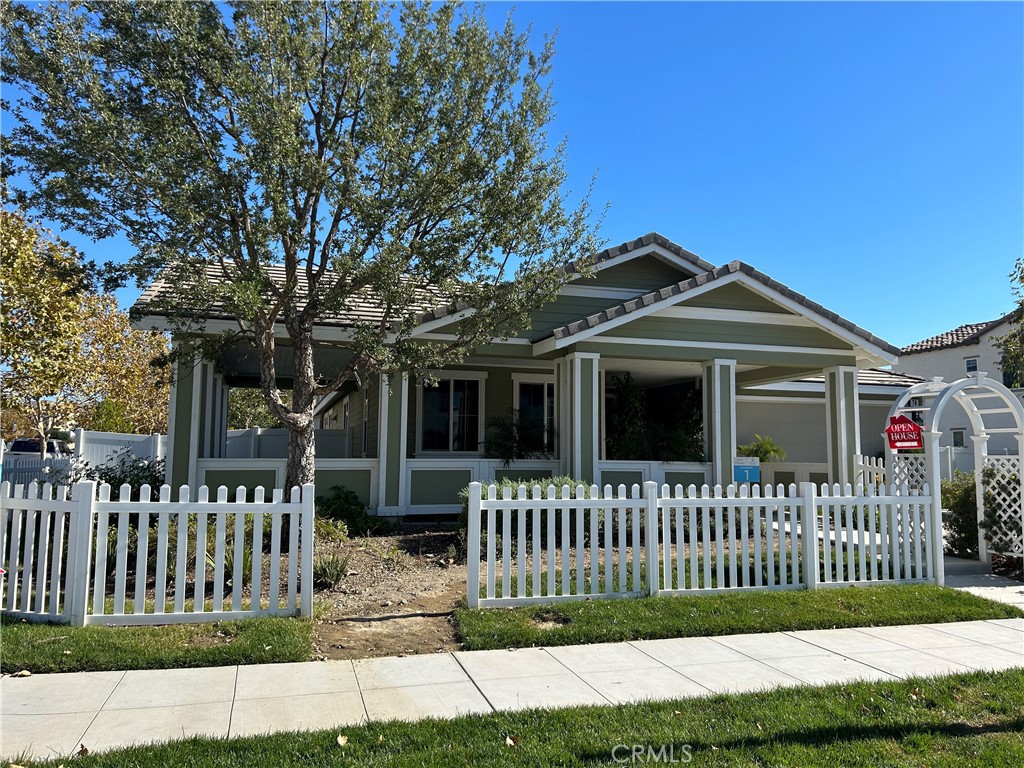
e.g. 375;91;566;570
1;480;314;626
466;481;939;608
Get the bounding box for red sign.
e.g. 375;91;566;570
886;414;924;450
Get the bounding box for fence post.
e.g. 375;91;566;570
644;481;660;597
466;482;481;608
299;483;315;617
800;482;819;590
73;428;85;463
66;480;97;626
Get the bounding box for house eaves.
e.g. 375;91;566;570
532;261;902;363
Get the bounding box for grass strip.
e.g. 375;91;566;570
0;615;311;673
456;584;1023;650
12;669;1024;767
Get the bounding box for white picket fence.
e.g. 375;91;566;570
1;480;314;626
466;480;938;608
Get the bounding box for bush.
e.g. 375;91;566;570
313;552;351;589
315;485;399;537
942;470;978;558
60;448;166;500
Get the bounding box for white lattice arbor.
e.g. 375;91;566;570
885;372;1024;567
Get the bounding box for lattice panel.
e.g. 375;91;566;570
982;456;1024;556
891;455;927;491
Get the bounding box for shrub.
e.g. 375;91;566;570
737;434;786;462
60;448;165;500
313;552;351;589
315;485;399;537
941;470;978;557
314;516;349;544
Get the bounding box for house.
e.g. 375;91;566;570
132;233;904;515
893;313;1022;473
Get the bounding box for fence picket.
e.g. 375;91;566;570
212;486;227;612
252;487;265;610
701;485;712;589
501;486;512;599
632;485;642;593
0;482;10;607
751;485;763;588
91;483;111;615
546;485;556;597
573;485;583;596
789;484;800;585
487;485;497;599
269;489;283;612
688;486;698;590
617;488;627;593
193;486;209;613
6;485;25;611
33;484;54;614
232;486;246;612
136;485;152;612
561;484;571;596
287;487;300;613
532;485;543;597
518;486;528;599
48;486;68;620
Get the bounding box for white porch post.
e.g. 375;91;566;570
377;373;409;516
925;429;945;586
824;365;860;486
971;433;990;563
555;358;571;476
564;352;600;483
703;359;737;486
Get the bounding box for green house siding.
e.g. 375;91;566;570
577;255;695;291
528;295;623;335
204;469;278;494
316;469;373;506
603;317;852;350
686;282;796;314
409;468;472;505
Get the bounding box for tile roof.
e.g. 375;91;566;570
134;264;448;328
900;314;1015;355
575;232;716;274
540;261;902;357
797;368;925;388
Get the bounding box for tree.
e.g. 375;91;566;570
1;210;170;448
3;1;599;488
227;388;289;430
0;209;90;454
994;258;1024;388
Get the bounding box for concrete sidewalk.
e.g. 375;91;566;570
3;618;1022;761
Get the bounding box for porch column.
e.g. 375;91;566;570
703;359;737;486
824;365;860;486
377;373;409;516
557;352;600;483
971;433;990;563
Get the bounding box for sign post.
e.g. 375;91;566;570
885;414;924;451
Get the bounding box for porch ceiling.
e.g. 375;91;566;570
219;342;357;388
600;358;758;387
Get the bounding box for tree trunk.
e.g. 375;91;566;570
284;420;316;491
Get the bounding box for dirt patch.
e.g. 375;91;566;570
532;609;571;631
992;554;1024;582
310;530;468;660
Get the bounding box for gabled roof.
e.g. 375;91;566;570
901;313;1015;355
573;232;716;275
537;261;901;358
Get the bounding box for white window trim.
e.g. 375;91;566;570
340;395;351;432
415;370;488;455
951;428;967;449
512;372;557;454
964;356;979;373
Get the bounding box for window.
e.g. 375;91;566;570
419;374;485;452
362;389;369;456
965;357;979;373
951;429;966;448
340;396;350;432
513;373;556;453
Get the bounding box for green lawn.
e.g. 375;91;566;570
0;615;312;674
10;670;1024;766
456;584;1024;651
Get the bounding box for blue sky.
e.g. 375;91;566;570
11;1;1024;349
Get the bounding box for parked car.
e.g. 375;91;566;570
5;437;73;458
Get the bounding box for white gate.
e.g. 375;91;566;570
883;372;1024;562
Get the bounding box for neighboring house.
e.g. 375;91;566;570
132;233;904;516
894;313;1021;473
